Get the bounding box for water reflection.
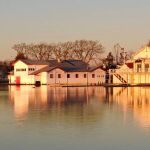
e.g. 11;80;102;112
8;86;106;126
1;86;150;150
108;87;150;129
7;86;150;130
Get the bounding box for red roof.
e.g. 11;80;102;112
126;62;133;69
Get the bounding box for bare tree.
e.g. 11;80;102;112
13;43;53;60
61;41;74;60
12;40;104;64
72;40;104;64
52;41;74;62
12;43;29;58
29;43;53;60
15;52;27;60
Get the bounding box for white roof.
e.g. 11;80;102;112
133;46;150;60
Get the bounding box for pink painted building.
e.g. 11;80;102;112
9;59;105;85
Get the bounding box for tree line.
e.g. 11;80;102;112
12;40;104;65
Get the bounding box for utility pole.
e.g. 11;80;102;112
114;43;128;65
114;43;122;64
121;48;127;65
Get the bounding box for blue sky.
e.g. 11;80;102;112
0;0;150;60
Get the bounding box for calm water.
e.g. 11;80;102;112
0;86;150;150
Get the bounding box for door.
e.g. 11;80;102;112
16;76;20;84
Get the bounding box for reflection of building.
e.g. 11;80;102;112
8;85;150;129
8;59;105;85
110;46;150;84
9;86;106;119
9;86;29;118
9;86;48;118
111;87;150;128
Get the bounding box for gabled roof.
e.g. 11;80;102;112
59;67;88;72
29;66;56;75
63;60;88;67
14;59;58;66
133;46;150;60
88;66;105;72
57;60;89;72
25;59;105;75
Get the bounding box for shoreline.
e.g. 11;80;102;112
2;83;150;87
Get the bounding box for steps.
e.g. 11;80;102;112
114;73;127;84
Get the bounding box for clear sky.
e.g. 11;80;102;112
0;0;150;60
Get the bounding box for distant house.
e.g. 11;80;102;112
8;59;105;85
109;45;150;84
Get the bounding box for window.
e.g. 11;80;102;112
67;74;70;78
58;74;61;78
75;74;79;78
92;74;95;78
29;68;35;71
145;64;149;72
137;64;141;72
50;74;53;78
16;68;26;72
84;74;87;78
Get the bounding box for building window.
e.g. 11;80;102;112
137;64;141;72
16;68;26;72
84;74;87;78
29;68;35;71
67;74;70;78
75;74;79;78
92;74;95;78
145;64;149;72
58;74;61;78
50;74;53;78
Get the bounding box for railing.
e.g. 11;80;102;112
114;73;127;84
109;69;129;84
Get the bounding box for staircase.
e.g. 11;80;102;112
114;73;127;84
